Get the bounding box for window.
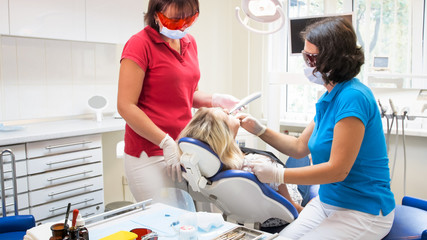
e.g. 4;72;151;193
267;0;426;122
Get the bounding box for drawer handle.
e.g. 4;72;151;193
46;156;93;166
48;184;94;197
47;170;94;181
45;141;92;150
49;198;95;212
83;212;95;218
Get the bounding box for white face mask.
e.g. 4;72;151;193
160;26;190;39
303;66;325;85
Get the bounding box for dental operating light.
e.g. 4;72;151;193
235;0;285;34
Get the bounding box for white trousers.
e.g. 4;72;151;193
123;152;186;202
280;196;395;240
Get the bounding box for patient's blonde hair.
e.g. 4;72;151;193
178;107;244;170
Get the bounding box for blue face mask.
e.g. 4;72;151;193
160;26;190;39
303;66;325;85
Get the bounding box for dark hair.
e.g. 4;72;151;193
145;0;199;32
301;17;364;85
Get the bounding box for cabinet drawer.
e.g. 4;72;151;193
3;176;28;194
28;162;103;191
0;193;29;213
31;190;103;221
27;134;102;159
0;144;26;161
27;148;102;175
29;176;103;206
36;204;104;225
2;160;27;178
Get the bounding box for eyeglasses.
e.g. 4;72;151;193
302;50;318;67
157;12;199;30
130;228;158;240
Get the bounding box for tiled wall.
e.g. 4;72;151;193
0;35;123;122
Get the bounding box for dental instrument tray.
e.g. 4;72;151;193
213;226;264;240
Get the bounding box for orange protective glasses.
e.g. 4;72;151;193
157;12;199;30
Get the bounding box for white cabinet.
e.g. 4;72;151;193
30;190;104;222
0;0;9;34
86;0;145;43
5;0;145;43
1;134;105;224
26;134;101;159
9;0;86;41
26;134;105;224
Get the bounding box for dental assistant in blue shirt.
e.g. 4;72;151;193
237;17;395;239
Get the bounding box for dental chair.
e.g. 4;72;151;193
178;137;299;228
383;196;427;240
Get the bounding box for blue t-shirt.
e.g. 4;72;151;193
308;78;395;216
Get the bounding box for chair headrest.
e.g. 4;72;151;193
178;137;223;178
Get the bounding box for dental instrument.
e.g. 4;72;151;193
378;99;392;154
229;91;262;115
389;99;399;181
387;100;415;196
63;203;71;238
401;108;408;196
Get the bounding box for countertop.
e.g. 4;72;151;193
0;117;126;146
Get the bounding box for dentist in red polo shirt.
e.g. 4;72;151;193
117;0;239;202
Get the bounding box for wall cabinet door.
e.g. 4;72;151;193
86;0;146;44
0;0;9;34
9;0;86;41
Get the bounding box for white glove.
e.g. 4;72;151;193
159;134;182;182
235;113;267;136
248;160;285;184
212;93;240;111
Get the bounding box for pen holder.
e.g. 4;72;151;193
50;223;69;240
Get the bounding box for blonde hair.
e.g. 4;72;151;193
178;107;244;170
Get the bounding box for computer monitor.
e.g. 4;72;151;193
289;13;353;55
372;56;389;70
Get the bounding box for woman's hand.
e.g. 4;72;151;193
159;134;182;182
248;160;285;184
212;93;240;110
236;113;267;136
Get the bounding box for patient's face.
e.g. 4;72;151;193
212;108;240;139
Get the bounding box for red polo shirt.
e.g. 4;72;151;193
121;26;200;157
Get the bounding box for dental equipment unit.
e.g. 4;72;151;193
378;99;427;196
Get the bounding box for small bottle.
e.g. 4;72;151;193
69;227;84;240
75;213;89;240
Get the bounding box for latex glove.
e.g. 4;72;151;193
159;134;182;182
212;93;240;111
249;160;285;184
236;113;267;136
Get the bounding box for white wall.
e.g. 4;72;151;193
0;0;265;123
0;36;122;122
192;0;266;118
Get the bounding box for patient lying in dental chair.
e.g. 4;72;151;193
178;107;303;214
